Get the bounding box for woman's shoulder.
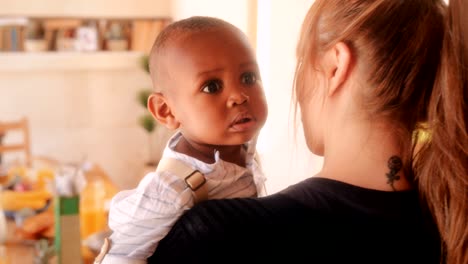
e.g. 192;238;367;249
148;194;313;262
281;176;421;213
149;177;440;263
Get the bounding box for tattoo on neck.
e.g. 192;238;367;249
386;156;402;191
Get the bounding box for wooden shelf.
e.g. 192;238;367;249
0;51;145;71
0;1;172;54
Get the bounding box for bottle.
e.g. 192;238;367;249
79;163;117;240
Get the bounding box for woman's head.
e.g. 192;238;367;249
294;0;445;156
295;1;468;263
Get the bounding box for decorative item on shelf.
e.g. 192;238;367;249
137;55;158;168
23;20;48;52
42;18;81;52
105;21;128;51
0;16;28;52
55;28;77;51
76;20;99;52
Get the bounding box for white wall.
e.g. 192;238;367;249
256;0;322;194
0;53;174;190
172;0;249;30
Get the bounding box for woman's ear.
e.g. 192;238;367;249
323;42;352;96
147;93;180;130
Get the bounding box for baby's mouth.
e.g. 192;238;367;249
231;113;253;126
230;113;256;131
234;117;252;124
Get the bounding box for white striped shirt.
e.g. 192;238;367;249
100;132;266;264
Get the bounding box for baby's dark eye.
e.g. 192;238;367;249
241;72;257;85
201;80;222;93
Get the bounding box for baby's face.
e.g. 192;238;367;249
162;26;268;146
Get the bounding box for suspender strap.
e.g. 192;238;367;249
156;157;208;203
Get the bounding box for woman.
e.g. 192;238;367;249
149;1;467;263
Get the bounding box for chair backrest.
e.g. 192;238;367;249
0;117;32;167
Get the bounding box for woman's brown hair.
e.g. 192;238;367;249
294;0;467;263
416;0;468;263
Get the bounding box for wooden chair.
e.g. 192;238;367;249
0;117;32;167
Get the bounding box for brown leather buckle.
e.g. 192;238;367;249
184;171;206;191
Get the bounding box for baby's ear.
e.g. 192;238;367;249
147;93;180;130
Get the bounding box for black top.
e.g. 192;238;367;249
148;177;441;263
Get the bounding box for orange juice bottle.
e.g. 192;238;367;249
79;163;117;240
79;179;107;240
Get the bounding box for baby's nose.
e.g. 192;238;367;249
227;91;249;107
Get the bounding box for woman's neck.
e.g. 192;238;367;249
319;120;413;192
175;136;246;167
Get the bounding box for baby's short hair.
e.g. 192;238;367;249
152;16;233;52
148;16;239;90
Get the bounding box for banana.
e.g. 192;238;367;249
0;190;52;211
